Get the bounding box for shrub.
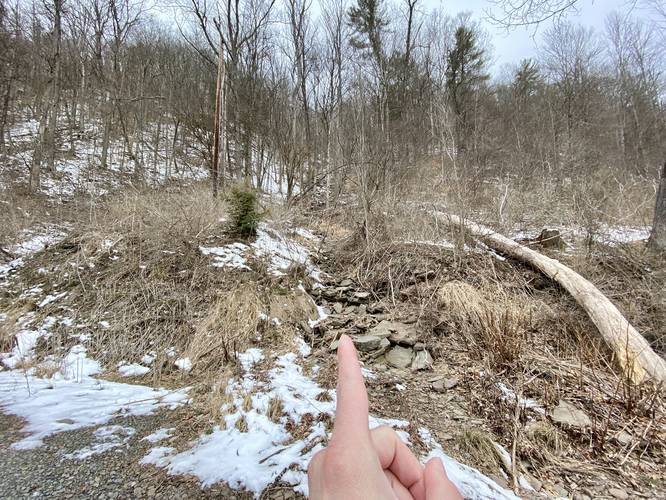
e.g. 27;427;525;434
227;185;260;237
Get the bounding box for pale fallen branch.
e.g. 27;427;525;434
438;212;666;385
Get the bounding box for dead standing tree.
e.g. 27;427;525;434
649;161;666;251
211;30;225;198
30;0;64;192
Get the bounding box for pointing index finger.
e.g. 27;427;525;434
331;335;370;443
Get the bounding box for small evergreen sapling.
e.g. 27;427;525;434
227;185;261;237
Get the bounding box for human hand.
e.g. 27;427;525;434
307;334;462;499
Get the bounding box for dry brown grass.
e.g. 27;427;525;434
267;397;285;423
437;281;530;368
453;429;505;477
187;287;262;372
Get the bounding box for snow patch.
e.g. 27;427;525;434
0;345;189;450
144;344;513;499
63;425;136;460
142;427;175;443
118;362;151;377
200;243;251;270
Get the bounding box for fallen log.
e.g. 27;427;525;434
440;212;666;385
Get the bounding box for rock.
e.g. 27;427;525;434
333;302;343;313
329;340;339;351
350;291;370;303
608;488;629;499
411;349;433;370
339;279;353;287
388;328;418;346
368;320;394;338
414;342;426;351
385;346;414;368
358;304;367;315
343;306;356;314
369;320;418;345
444;378;458;389
367;303;384;314
537;228;566;249
572;493;592;500
614;431;633;446
378;337;391;352
352;335;383;352
551;401;592;429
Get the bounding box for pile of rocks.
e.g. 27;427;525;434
311;279;433;371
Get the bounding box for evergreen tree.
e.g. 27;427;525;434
445;26;488;153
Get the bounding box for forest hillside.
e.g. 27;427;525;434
1;0;665;498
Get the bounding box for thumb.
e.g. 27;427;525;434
424;457;462;500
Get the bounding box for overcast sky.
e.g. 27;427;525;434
425;0;647;72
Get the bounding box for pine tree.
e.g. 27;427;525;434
445;26;488;153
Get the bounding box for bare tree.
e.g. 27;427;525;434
649;161;666;250
30;0;64;191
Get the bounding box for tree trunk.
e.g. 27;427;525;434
211;40;225;198
649;162;666;251
441;212;666;384
46;0;63;172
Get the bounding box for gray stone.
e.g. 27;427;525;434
343;306;356;315
351;291;371;303
411;349;433;371
368;320;394;338
572;493;592;500
551;401;592;429
358;304;367;315
414;342;426;351
367;304;384;314
339;279;353;287
329;340;339;351
432;378;458;392
614;431;632;446
386;346;414;368
352;335;383;352
369;320;418;345
608;488;629;499
333;302;343;314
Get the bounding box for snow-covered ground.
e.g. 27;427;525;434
3;118;208;201
510;223;650;247
0;224;522;498
0;344;189;451
199;222;322;281
142;341;518;499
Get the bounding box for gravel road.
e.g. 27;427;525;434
0;411;260;500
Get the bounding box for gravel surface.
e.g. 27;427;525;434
0;410;263;499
